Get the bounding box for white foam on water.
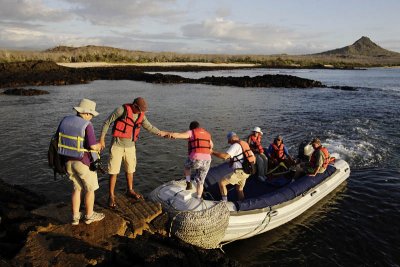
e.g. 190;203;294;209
324;137;385;168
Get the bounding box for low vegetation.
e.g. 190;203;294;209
1;37;399;68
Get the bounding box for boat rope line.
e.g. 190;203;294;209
167;200;230;249
220;206;274;249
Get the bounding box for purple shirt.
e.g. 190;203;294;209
82;123;97;166
64;122;97;166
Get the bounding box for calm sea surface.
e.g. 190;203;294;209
0;68;399;266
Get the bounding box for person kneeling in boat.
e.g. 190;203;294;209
211;132;256;201
298;138;333;177
266;135;295;173
169;121;213;199
247;126;268;181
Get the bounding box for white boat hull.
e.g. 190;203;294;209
149;159;350;245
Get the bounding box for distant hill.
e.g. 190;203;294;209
315;36;400;57
44;45;138;53
2;37;400;67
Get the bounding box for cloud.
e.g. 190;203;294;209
0;26;101;50
181;17;323;54
0;0;68;22
63;0;184;26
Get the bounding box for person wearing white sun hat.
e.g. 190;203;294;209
56;98;104;225
247;126;268;181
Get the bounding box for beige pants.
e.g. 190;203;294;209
108;144;137;174
66;160;99;192
223;169;250;190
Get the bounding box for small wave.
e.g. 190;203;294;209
325;137;386;168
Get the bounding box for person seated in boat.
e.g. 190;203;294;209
169;121;213;199
247;127;268;181
266;135;295;172
296;138;334;177
211;132;256;201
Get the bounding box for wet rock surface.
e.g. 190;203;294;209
330;85;359;91
0;179;240;266
0;60;324;89
2;88;50;96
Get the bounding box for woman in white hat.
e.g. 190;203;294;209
56;98;105;225
247;126;269;181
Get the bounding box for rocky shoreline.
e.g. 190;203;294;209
0;61;324;89
0;178;239;266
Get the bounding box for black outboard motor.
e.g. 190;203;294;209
298;140;314;162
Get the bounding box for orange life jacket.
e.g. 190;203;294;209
188;128;212;154
249;134;264;154
310;146;331;169
231;140;256;165
112;104;144;141
271;143;286;160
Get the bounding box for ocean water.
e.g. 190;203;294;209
0;68;399;266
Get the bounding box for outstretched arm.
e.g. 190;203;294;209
169;132;190;139
211;150;231;160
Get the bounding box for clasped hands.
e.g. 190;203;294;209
158;131;176;139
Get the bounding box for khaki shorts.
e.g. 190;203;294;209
108;144;136;174
66;160;99;192
223;169;250;190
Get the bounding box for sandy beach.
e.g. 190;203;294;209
57;62;259;68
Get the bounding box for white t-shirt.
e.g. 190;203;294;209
226;143;244;170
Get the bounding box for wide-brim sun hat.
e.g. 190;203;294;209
252;126;263;135
74;98;99;117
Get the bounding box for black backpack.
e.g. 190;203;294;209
231;141;256;175
242;157;255;175
48;133;67;180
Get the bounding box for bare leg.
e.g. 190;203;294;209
184;168;191;177
218;179;229;200
126;172;142;198
196;183;204;198
84;190;95;216
126;172;134;192
236;185;245;201
72;189;81;216
109;174;117;199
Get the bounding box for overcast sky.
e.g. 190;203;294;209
0;0;399;54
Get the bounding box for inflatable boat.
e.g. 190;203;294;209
149;146;350;249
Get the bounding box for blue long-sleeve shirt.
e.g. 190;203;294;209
266;144;290;159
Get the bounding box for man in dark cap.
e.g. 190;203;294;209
294;138;332;178
100;97;169;208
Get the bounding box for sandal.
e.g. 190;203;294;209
108;196;117;209
126;191;143;200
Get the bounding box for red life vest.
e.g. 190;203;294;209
310;146;330;169
231;140;256;165
112;104;144;141
271;143;286;160
249;134;264;154
188;128;212;154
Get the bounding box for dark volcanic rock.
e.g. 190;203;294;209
0;60;325;89
110;233;240;267
0;179;49;259
198;74;324;88
2;88;50;96
0;179;238;266
330;85;359;91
